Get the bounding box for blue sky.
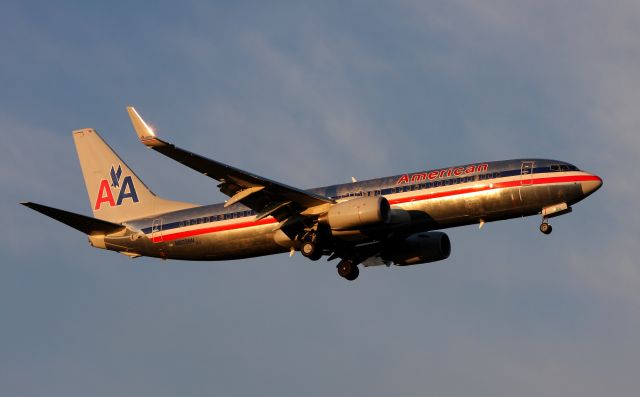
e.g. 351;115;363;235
1;1;639;396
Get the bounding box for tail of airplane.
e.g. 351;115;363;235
73;128;196;223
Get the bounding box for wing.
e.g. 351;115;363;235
126;107;333;222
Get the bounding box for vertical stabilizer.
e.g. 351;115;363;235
73;128;196;223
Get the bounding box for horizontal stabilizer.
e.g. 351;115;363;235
21;202;125;235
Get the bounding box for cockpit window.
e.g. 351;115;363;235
550;164;578;172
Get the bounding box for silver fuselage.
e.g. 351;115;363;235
95;159;601;260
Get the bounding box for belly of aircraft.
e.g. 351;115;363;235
401;181;584;228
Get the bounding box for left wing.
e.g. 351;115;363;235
126;107;334;222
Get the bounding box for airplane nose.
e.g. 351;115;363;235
581;174;603;196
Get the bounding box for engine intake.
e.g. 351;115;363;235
381;232;451;266
321;196;391;231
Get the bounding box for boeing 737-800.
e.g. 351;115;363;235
23;107;603;280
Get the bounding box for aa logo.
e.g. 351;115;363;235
94;165;139;210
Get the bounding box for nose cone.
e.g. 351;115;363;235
581;174;603;196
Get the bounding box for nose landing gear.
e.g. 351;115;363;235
539;203;572;235
540;220;552;235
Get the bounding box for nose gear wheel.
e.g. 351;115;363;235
540;222;552;234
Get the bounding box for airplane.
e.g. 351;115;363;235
22;107;603;281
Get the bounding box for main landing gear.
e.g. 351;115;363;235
336;259;359;281
539;219;553;235
298;227;360;280
301;241;323;261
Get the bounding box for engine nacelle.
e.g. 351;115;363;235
381;232;451;266
321;196;391;231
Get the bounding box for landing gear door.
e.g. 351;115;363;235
151;218;163;243
520;161;534;185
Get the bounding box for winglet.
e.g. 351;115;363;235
126;106;165;148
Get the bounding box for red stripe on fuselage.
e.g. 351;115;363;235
152;217;277;243
387;174;599;205
151;173;599;243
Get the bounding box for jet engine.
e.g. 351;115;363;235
320;196;391;231
381;232;451;266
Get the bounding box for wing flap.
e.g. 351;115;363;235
224;186;265;208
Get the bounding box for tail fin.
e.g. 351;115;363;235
73;128;196;223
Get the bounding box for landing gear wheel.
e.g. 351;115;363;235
540;222;552;235
337;260;359;281
301;241;323;261
346;265;359;281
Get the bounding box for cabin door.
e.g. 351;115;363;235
520;161;534;185
151;218;163;243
